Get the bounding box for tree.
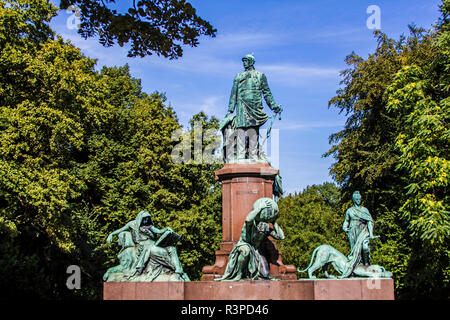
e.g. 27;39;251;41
324;0;449;298
382;1;449;296
277;183;348;278
0;0;222;298
324;26;435;211
386;65;449;246
60;0;217;58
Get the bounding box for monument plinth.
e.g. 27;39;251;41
104;278;395;300
103;54;395;301
201;162;297;281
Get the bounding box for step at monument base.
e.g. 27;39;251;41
103;278;394;300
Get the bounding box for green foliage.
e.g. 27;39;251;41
0;0;221;299
277;183;348;278
59;0;217;58
0;0;57;47
324;0;449;299
2;0;448;301
386;65;449;245
324;26;435;209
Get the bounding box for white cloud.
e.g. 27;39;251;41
210;32;285;49
56;27;340;87
198;96;226;116
173;95;227;125
276;120;345;131
262;64;339;77
260;63;340;86
58;32;130;67
300;27;368;43
140;55;341;87
142;54;241;76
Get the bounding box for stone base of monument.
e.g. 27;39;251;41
201;162;298;281
103;278;394;300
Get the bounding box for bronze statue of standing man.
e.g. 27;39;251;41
223;54;282;162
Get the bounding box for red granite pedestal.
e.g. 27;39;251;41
103;278;395;300
201;162;297;281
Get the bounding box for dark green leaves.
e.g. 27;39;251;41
325;2;449;298
59;0;217;58
0;1;221;298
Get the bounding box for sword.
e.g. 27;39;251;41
262;105;282;145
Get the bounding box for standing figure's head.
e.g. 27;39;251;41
352;191;362;206
242;54;255;70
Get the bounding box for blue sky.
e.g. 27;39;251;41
50;0;442;194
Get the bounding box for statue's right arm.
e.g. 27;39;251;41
107;223;132;243
227;76;238;114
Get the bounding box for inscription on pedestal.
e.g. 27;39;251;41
236;190;259;194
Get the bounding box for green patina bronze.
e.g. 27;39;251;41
298;244;392;279
298;191;392;279
103;210;190;282
221;54;282;162
227;54;280;128
215;198;285;281
218;55;284;202
343;190;374;266
273;174;283;202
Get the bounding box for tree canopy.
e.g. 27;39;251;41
324;0;449;298
0;0;221;299
59;0;217;58
0;0;448;300
277;183;348;278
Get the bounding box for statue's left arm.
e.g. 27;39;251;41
365;208;376;238
261;73;281;113
245;208;260;225
149;225;171;234
367;221;374;238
